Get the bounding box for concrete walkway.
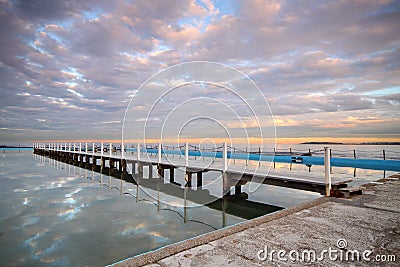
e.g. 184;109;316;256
113;174;400;266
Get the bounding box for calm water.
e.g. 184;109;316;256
0;146;398;266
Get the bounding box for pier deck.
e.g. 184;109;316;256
34;147;352;195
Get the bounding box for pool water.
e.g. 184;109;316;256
0;149;397;266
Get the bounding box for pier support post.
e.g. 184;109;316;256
138;162;143;173
121;159;127;172
157;165;164;178
197;171;203;188
235;185;242;194
109;159;113;170
324;147;331;196
185;172;192;187
169;167;175;183
149;164;153;178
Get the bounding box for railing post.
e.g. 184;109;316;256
109;142;112;157
383;150;386;160
246;147;248;166
101;142;104;157
79;143;82;153
74;143;76;152
223;142;227;171
92;143;95;155
121;142;125;158
158;142;162;164
137;143;141;161
85;143;88;153
185;142;189;167
324;147;331;197
353;149;356;159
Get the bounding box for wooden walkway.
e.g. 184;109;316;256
33;144;352;195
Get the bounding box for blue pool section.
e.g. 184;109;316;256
127;148;400;172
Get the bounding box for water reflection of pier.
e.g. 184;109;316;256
33;152;284;227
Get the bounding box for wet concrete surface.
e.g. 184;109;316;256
114;175;400;267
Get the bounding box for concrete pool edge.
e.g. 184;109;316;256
110;196;330;267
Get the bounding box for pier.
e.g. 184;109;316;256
33;142;353;197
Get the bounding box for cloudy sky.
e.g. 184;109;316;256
0;0;399;144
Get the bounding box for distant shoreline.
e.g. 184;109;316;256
0;146;32;148
299;142;400;145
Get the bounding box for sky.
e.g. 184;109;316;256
0;0;399;144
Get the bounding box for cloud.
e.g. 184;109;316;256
0;0;399;142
